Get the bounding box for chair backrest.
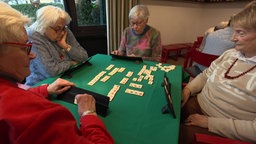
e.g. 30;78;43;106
196;36;204;47
186;50;219;67
183;38;219;78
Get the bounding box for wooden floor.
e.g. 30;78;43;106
165;56;185;66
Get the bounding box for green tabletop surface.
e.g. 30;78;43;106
35;54;182;144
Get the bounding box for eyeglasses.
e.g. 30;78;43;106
49;25;67;33
1;41;32;55
130;20;145;27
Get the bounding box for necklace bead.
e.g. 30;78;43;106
224;58;256;79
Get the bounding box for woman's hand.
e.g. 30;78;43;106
184;114;208;128
111;50;120;55
111;50;125;56
71;60;78;65
181;87;191;107
75;94;97;116
57;31;69;50
47;78;75;95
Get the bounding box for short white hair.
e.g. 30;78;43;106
0;2;30;43
29;5;71;34
129;5;149;21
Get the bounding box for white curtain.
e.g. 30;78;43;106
106;0;140;54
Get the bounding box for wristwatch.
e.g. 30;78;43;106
81;110;95;116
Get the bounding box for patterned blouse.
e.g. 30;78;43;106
119;25;162;62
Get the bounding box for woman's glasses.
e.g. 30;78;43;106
49;25;67;33
1;41;32;55
130;20;145;27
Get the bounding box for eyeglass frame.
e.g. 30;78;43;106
0;41;32;55
49;25;68;33
129;20;146;27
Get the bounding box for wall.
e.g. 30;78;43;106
141;0;248;45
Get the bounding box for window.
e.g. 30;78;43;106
64;0;107;37
5;0;108;55
75;0;106;26
5;0;65;23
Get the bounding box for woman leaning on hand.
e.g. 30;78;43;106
25;6;88;86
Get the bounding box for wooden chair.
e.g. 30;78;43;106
183;40;219;78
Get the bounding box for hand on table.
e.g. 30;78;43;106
71;60;78;65
47;78;75;95
185;114;208;128
75;94;97;116
111;50;119;55
111;50;125;56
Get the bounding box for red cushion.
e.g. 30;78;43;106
193;133;251;144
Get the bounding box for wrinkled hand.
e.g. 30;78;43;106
47;78;75;95
111;50;125;56
185;114;208;128
181;87;191;107
111;50;119;55
71;60;78;66
57;31;68;49
75;94;97;116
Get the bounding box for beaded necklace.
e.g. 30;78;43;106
224;58;256;79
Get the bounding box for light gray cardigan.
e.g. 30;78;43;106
25;28;88;86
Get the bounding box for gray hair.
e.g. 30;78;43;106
231;0;256;30
29;5;71;34
129;5;149;21
0;2;30;43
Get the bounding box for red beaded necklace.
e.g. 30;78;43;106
224;58;256;79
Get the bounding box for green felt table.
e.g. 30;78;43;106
35;54;182;144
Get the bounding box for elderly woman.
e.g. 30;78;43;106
112;5;162;62
179;1;256;144
25;6;88;86
0;2;113;143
